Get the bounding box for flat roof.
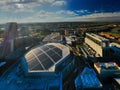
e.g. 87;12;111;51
43;33;61;42
110;43;120;48
94;62;120;70
75;67;102;88
86;33;109;41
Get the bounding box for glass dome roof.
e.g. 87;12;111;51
25;43;69;71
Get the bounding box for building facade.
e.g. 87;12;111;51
1;22;18;58
85;33;110;57
20;43;75;90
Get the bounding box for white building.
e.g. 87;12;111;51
85;33;110;57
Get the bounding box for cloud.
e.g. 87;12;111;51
0;0;56;13
0;8;120;23
82;12;120;19
24;10;120;23
56;10;78;16
37;10;78;18
66;12;120;21
52;1;66;6
30;11;120;22
75;10;90;14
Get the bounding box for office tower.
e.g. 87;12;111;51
1;22;18;57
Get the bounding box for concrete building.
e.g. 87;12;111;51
94;62;120;78
85;33;110;57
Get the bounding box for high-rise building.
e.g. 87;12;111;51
1;22;18;57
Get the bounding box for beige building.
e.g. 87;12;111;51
85;33;110;57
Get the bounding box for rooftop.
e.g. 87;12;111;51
43;33;61;42
94;62;119;69
75;67;102;89
86;33;109;42
24;43;70;72
110;43;120;48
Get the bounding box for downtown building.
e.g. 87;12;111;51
84;33;110;57
0;43;75;90
0;22;18;58
94;62;120;79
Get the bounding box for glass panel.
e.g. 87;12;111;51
32;64;44;70
46;50;55;56
41;46;50;51
47;52;61;62
52;48;62;56
28;58;39;69
33;48;43;55
42;58;54;69
51;54;61;62
47;45;55;49
37;54;48;62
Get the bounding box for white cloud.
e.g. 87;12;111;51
0;9;120;23
0;0;67;14
66;12;120;21
0;0;56;13
82;12;120;19
37;10;78;18
52;1;66;6
29;10;120;23
30;11;120;22
56;10;78;16
76;10;90;14
38;0;55;3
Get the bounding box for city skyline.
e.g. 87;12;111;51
0;0;120;23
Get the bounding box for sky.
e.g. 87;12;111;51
0;0;120;23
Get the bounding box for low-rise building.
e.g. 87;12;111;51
43;33;62;43
94;62;120;78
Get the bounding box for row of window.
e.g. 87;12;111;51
86;35;102;46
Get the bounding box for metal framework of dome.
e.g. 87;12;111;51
25;43;70;72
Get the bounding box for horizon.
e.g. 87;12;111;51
0;21;120;25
